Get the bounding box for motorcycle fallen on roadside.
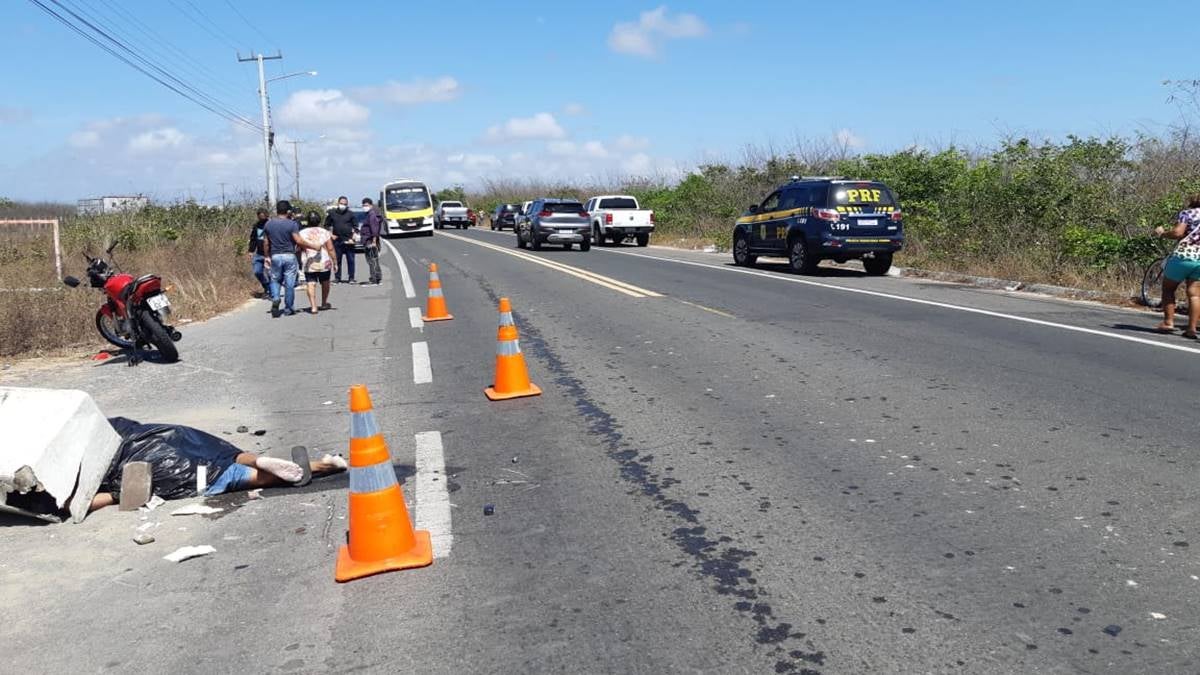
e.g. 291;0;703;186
62;242;181;364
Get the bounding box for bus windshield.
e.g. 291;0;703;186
385;186;431;212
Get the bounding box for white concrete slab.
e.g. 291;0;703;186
0;387;121;523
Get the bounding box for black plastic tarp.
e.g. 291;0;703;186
98;417;241;501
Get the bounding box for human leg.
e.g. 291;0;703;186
365;245;381;284
281;255;298;313
1185;278;1200;338
1157;276;1181;331
305;280;318;313
251;254;270;293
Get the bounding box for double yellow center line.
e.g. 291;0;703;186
437;231;662;298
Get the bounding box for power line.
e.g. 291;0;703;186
30;0;261;131
222;0;273;47
166;0;240;51
80;0;250;107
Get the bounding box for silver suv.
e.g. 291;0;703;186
515;198;592;251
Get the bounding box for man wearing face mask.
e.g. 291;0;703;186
246;208;271;297
324;195;357;284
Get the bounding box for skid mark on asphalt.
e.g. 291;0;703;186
453;265;823;674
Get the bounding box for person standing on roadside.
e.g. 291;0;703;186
262;200;318;318
299;210;337;314
246;208;271;297
1153;193;1200;338
325;195;358;284
360;197;383;285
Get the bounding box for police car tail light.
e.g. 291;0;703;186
815;208;840;222
604;213;613;224
890;210;903;222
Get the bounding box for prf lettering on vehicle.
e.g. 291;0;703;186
842;188;883;203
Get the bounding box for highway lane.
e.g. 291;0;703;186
393;228;1200;672
3;228;1198;674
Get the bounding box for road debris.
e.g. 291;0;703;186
483;504;495;516
132;533;155;545
236;426;248;433
163;545;215;563
139;495;165;512
171;504;223;516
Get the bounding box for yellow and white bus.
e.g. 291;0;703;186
379;179;435;237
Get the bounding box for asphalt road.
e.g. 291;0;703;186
3;228;1199;674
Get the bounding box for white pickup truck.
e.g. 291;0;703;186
434;201;472;229
585;195;654;247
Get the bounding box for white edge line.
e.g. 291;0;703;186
408;306;424;330
595;248;1200;356
414;430;453;559
383;238;416;298
411;341;432;384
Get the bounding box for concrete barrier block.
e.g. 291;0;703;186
0;387;121;523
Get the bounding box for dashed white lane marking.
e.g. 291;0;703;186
411;341;432;384
436;230;661;298
383;238;416;298
408;307;424;329
594;248;1200;356
414;431;453;558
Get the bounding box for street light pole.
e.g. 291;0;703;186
237;51;283;206
288;140;302;201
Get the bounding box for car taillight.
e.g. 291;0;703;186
650;211;655;224
538;210;553;217
890;210;903;222
604;213;613;224
815;208;840;222
579;211;589;218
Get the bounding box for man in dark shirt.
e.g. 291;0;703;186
325;195;358;284
262;200;317;317
246;208;271;297
360;197;383;285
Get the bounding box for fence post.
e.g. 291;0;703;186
52;218;62;280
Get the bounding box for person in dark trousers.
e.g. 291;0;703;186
325;195;357;283
262;200;318;317
361;197;383;285
246;208;271;297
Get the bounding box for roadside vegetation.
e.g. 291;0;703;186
460;128;1200;299
0;202;264;358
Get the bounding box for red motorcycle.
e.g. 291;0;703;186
63;243;181;364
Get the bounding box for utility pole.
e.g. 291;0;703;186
237;51;283;207
218;182;227;209
288;140;303;201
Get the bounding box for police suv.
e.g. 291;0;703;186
732;177;904;275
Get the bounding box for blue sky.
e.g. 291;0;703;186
0;1;1194;203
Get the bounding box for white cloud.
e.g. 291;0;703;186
447;152;502;170
352;77;462;105
278;89;369;128
69;130;101;148
582;141;609;158
614;134;650;151
547;141;576;156
563;102;587;116
129;127;187;153
484;112;566;143
608;6;708;57
835;128;865;149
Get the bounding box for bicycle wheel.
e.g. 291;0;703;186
1142;257;1166;308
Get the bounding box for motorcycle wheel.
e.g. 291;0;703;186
139;310;179;363
95;309;134;349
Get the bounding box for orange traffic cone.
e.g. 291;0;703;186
335;385;433;582
421;263;453;321
484;297;542;401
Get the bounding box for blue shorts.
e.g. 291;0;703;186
203;463;253;496
1164;256;1200;283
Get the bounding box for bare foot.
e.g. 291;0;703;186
1154;323;1176;333
255;456;304;483
314;454;349;475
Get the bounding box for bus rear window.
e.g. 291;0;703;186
833;184;895;206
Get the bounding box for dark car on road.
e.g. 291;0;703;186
490;203;521;231
732;177;904;275
515;198;591;251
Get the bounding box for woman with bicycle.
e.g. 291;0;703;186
1153;194;1200;338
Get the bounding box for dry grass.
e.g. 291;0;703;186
0;226;258;359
